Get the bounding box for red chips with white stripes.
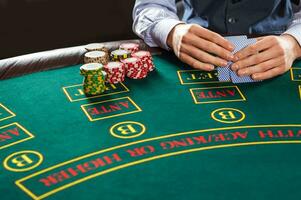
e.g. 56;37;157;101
132;50;155;72
104;62;126;84
120;43;140;53
121;57;149;79
84;42;155;85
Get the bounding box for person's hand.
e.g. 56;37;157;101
232;35;301;80
167;24;235;71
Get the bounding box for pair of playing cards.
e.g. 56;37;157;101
217;35;258;83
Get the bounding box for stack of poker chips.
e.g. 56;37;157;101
80;63;107;96
120;43;139;53
85;43;109;53
110;49;131;61
80;42;155;96
121;57;148;79
132;50;155;72
85;43;110;62
84;51;109;65
104;62;126;84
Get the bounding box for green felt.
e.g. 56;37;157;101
0;53;301;200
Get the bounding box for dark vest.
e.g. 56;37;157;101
182;0;295;35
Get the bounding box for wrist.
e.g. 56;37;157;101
166;23;186;50
282;34;301;59
167;26;176;49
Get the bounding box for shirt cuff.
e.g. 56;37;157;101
283;24;301;47
152;18;184;50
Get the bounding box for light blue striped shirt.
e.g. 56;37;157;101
133;0;301;50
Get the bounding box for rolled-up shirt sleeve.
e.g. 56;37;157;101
284;6;301;47
132;0;183;50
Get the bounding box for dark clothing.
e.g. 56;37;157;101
182;0;295;35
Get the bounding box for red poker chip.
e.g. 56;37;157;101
121;57;149;79
132;51;155;72
121;57;142;68
104;61;126;84
120;43;140;53
132;51;151;59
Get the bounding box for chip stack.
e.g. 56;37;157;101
80;63;107;95
104;62;126;84
85;43;109;53
85;43;110;61
110;49;131;61
84;51;109;65
119;43;139;53
81;43;155;86
132;51;155;71
122;57;148;79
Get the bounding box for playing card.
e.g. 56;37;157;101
217;63;231;82
228;37;258;83
217;35;247;82
225;35;247;43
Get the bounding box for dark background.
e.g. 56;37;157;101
0;0;137;59
0;0;299;59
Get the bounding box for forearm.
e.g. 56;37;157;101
132;0;183;50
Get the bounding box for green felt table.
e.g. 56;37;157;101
1;52;301;200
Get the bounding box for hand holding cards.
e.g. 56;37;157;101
217;35;260;83
167;24;234;71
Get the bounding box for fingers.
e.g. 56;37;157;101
181;43;228;67
189;25;234;51
252;65;286;80
230;35;295;80
172;24;238;71
232;47;283;71
180;52;215;71
234;37;275;61
236;57;284;76
183;33;234;61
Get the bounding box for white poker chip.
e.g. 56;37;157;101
85;51;106;58
132;51;151;58
106;62;123;68
122;57;139;63
80;63;103;71
85;43;106;51
120;43;139;48
111;49;129;56
119;43;139;53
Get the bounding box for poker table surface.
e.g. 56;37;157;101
1;51;301;200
